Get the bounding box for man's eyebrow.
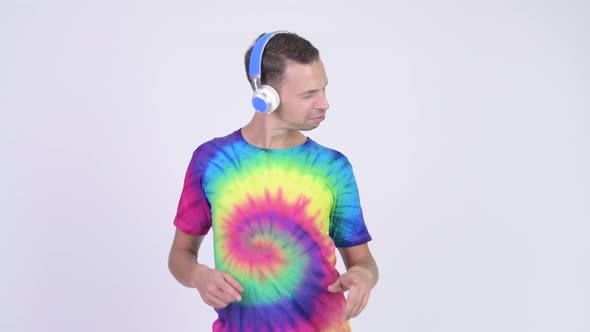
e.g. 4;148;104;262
298;89;319;96
298;82;328;96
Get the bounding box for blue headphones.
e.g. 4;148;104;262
248;30;288;113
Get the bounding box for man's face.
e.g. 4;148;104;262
274;59;330;131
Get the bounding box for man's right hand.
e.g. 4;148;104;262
192;264;244;309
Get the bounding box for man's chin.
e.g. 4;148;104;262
300;123;321;132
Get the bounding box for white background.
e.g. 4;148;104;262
1;0;588;331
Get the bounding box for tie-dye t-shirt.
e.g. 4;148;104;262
173;129;372;332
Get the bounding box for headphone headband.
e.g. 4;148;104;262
248;30;288;79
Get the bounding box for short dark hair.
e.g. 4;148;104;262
244;32;320;88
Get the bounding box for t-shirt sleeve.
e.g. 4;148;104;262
329;156;372;247
172;148;212;236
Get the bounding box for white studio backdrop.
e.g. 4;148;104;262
1;0;588;331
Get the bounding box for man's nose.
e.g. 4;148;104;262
316;92;329;110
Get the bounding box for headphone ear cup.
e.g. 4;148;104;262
262;85;280;113
252;85;280;113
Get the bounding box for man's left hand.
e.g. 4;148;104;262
327;266;373;320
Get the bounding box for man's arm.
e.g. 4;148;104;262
328;243;379;320
168;229;243;308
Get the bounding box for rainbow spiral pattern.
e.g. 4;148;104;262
174;129;372;331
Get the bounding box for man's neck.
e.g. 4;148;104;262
241;115;306;150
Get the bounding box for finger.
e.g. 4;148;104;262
327;278;342;293
208;293;232;309
351;289;369;318
221;275;243;301
212;284;242;308
343;285;361;320
217;287;240;304
338;274;359;292
210;281;240;304
344;276;360;290
224;273;245;293
203;292;228;309
207;278;238;304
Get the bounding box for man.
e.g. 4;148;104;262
168;31;378;331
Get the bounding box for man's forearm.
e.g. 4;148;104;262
168;247;203;288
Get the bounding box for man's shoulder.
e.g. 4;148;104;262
307;138;350;162
184;130;242;167
193;129;241;153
